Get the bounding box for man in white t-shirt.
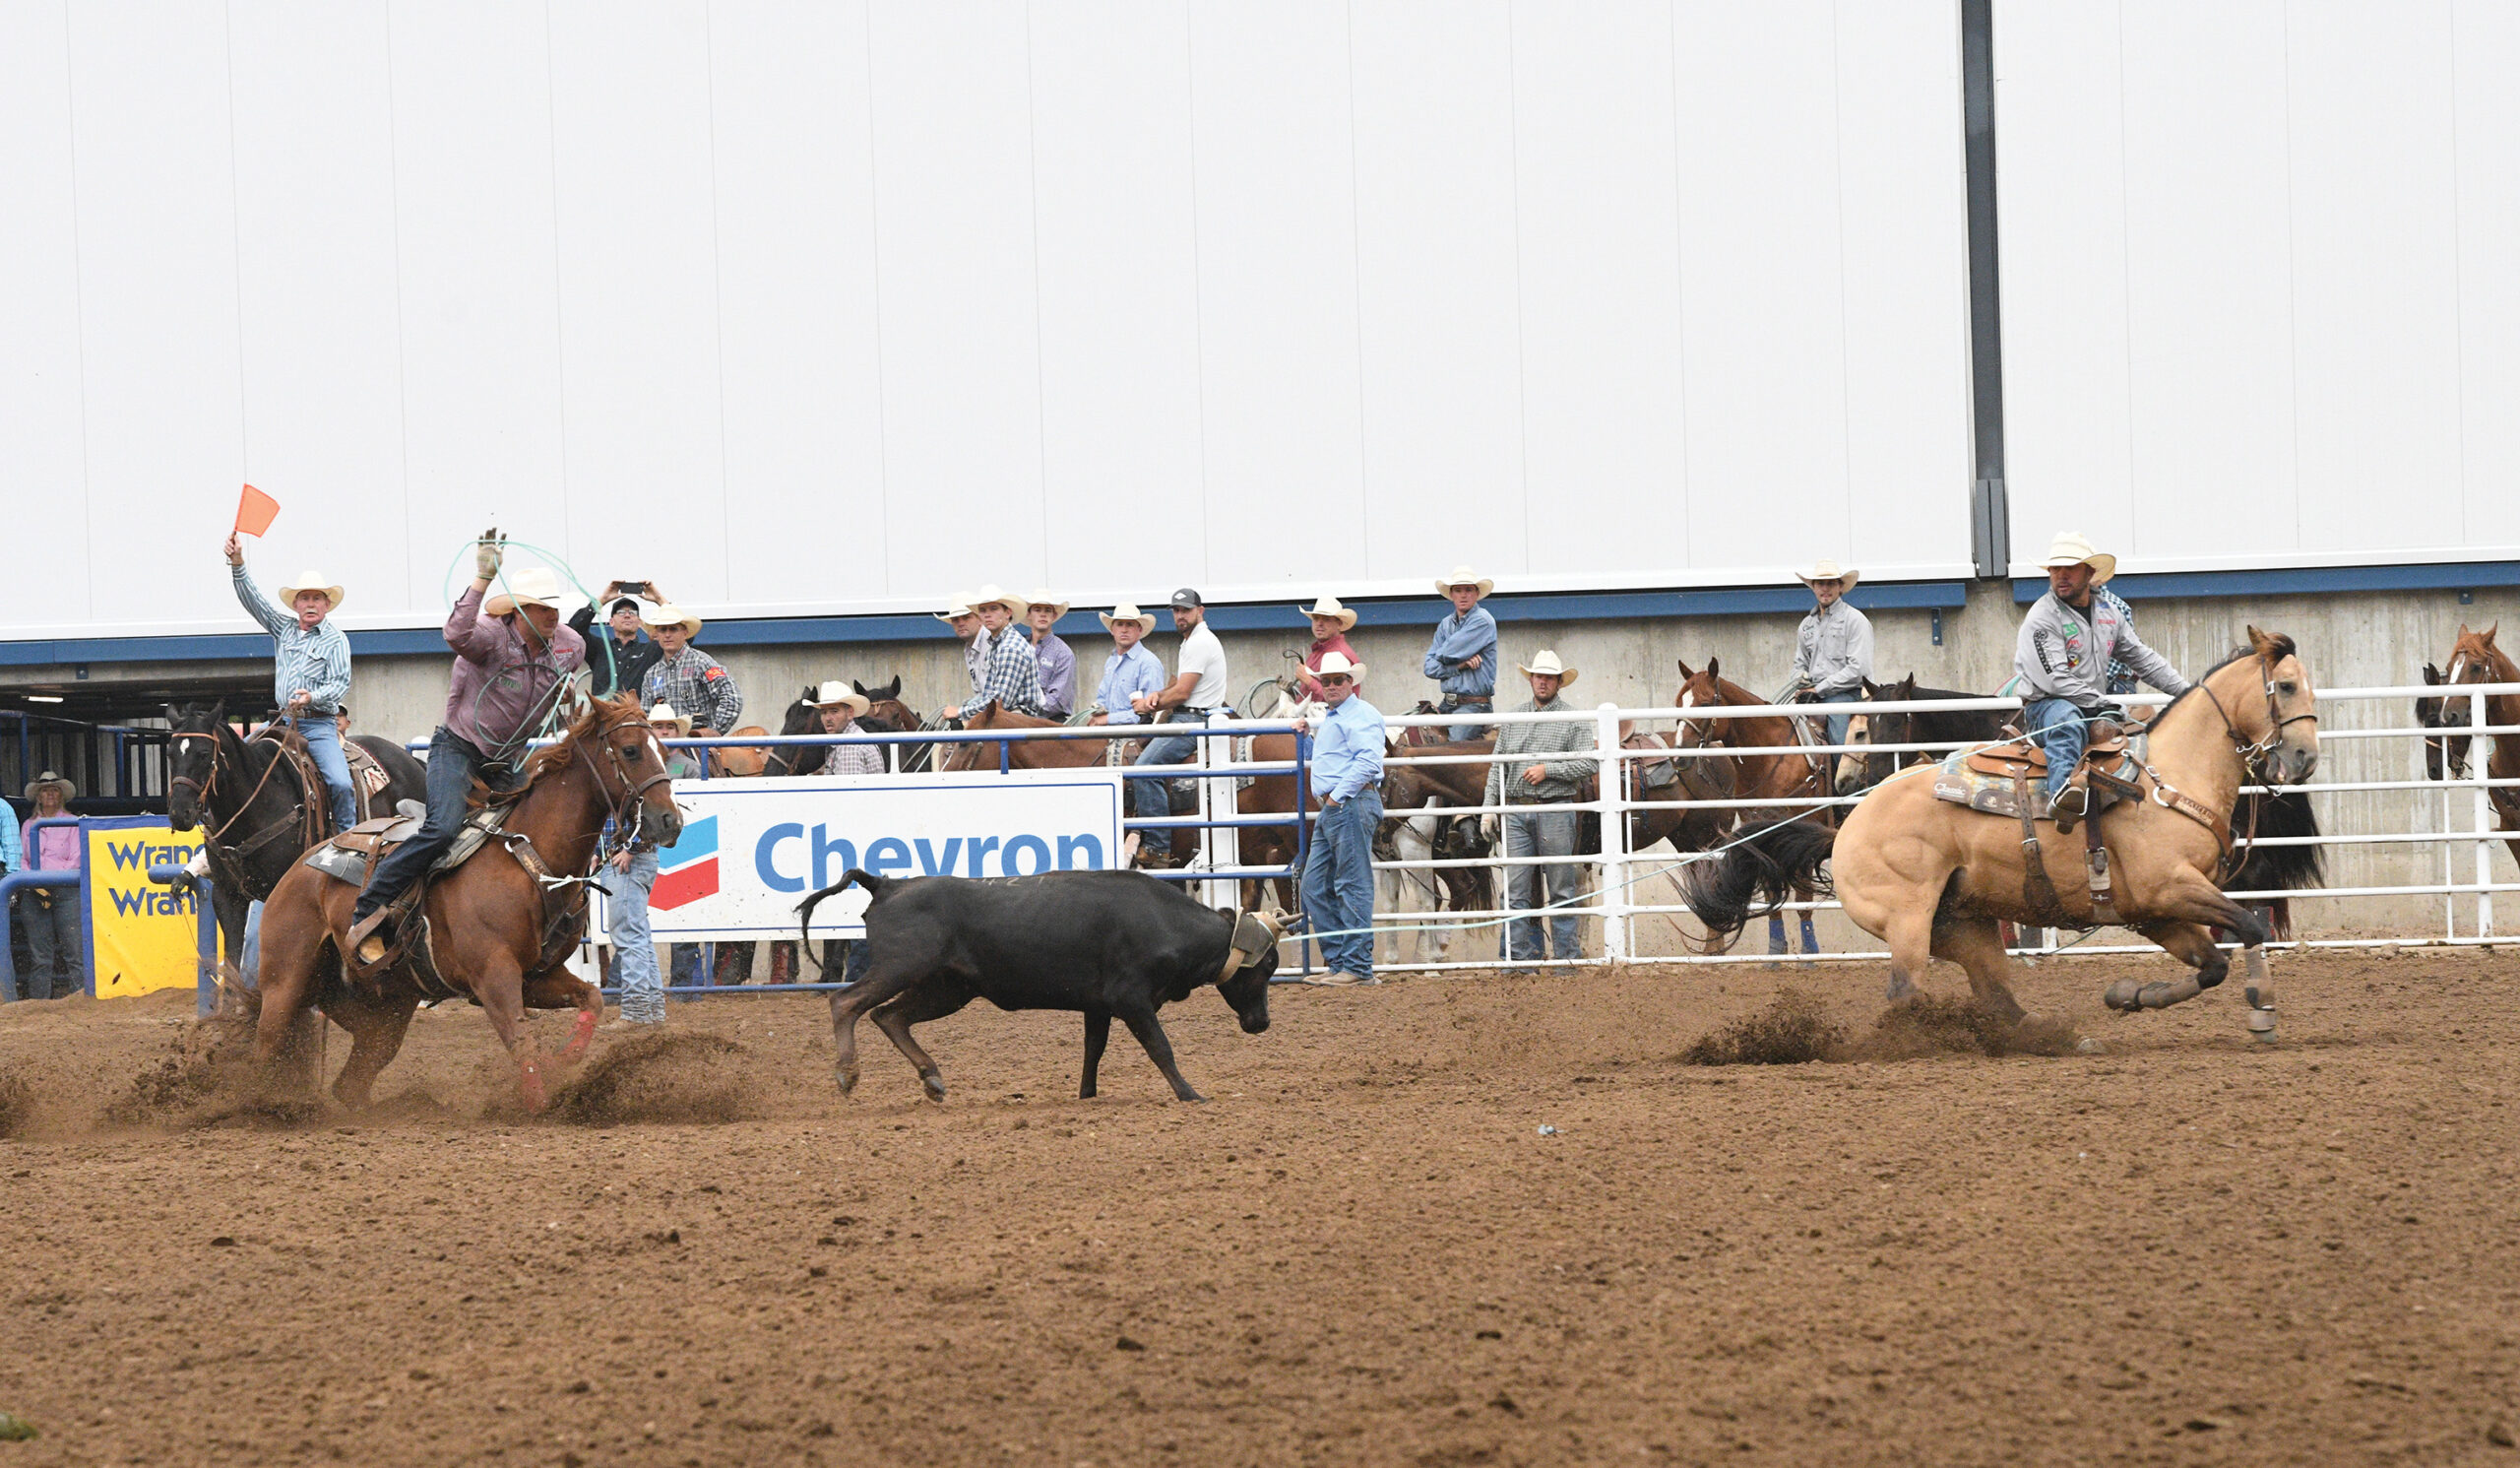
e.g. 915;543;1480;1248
1130;587;1232;864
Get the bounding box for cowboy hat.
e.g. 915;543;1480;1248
1295;595;1358;630
933;593;978;622
2040;531;2117;584
485;566;568;617
644;702;694;734
640;601;705;635
804;679;871;716
1313;651;1367;683
971;584;1029;617
1795;558;1860;592
1025;590;1070;620
1515;650;1578;686
1098;603;1160;632
23;770;74;801
276;571;346;611
1433;565;1493;598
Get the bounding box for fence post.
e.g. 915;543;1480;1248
1595;703;1628;965
2473;688;2494;937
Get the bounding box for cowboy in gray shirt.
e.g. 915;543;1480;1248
1480;652;1598;970
1788;557;1872;749
2014;531;2188;819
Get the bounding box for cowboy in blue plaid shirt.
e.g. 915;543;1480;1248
943;586;1048;720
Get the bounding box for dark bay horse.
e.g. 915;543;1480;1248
1379;737;1498;958
1833;674;2012;796
1673;659;1834;954
164;702;427;1007
854;677;942;772
250;696;681;1111
2431;623;2520;865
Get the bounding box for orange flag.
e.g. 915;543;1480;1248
234;483;281;537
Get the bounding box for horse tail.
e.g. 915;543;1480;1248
1673;818;1838;952
795;869;893;968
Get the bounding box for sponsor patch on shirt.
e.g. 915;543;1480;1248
703;667;726;681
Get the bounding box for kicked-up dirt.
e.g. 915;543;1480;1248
0;946;2515;1465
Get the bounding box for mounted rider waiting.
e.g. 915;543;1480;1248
344;532;587;968
1024;590;1078;719
942;586;1049;723
2017;532;2188;828
1423;566;1499;740
1131;589;1232;865
1296;596;1361;704
222;533;359;834
1789;558;1872;749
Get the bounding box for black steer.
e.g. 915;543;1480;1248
798;868;1280;1103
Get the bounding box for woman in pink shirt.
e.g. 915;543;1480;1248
1295;597;1361;702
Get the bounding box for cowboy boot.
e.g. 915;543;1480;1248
2048;782;2089;835
344;906;395;970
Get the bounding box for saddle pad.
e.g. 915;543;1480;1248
346;740;391;797
301;842;369;885
1933;749;2036;819
297;811;501;886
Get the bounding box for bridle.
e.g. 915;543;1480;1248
167;725;318;859
2151;652;2317;882
2197;653;2318;778
570;711;677;853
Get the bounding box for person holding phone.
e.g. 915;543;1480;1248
567;580;667;700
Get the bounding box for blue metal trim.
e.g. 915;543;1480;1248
2;583;1974;668
2012;561;2520;604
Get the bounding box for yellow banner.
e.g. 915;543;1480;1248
83;821;205;999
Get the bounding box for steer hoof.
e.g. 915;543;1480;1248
920;1071;946;1104
834;1066;859;1097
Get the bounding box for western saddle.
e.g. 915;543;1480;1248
1930;717;2144;928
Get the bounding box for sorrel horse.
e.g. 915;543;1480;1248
249;695;682;1111
1678;631;2320;1024
2431;624;2520;864
164;701;427;1005
1673;659;1834;953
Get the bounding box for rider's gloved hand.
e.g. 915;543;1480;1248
474;528;504;580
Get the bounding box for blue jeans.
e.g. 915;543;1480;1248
291;714;361;834
18;889;83;999
1504;807;1582;963
1130;710;1214;858
1437;695;1493;743
2023;697;2092;800
603;851;664;1022
239;899;264;991
1812;690;1862;750
1301;792;1381;980
357;728;517;922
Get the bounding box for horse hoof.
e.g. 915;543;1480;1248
2102;979;2142;1012
1884;972;1915;1002
834;1067;858;1097
920;1072;946;1104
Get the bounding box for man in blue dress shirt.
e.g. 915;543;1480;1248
1294;651;1384;986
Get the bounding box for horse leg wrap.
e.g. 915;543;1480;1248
519;1054;548;1113
2241;947;2277;1043
561;1009;598;1062
2104;975;2202;1012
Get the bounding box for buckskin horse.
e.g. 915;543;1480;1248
164;701;427;1008
1677;630;2319;1027
248;695;682;1111
2430;624;2520;864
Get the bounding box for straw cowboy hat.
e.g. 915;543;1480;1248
2041;531;2117;584
934;593;978;622
23;770;75;801
970;584;1029;616
1796;558;1860;592
644;702;693;734
1433;565;1494;598
641;601;705;635
804;679;871;717
1025;590;1070;620
1313;651;1367;683
1295;595;1358;630
1098;603;1160;632
485;566;567;617
1515;650;1578;686
276;571;346;611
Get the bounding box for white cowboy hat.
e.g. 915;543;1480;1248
644;702;693;734
486;566;567;617
1515;650;1578;686
23;770;75;801
2040;531;2117;584
1098;603;1160;632
1433;565;1494;598
1796;558;1860;592
971;584;1029;616
1313;651;1367;683
639;600;704;635
276;571;346;611
1024;590;1070;621
933;592;979;622
1295;595;1358;630
805;679;871;716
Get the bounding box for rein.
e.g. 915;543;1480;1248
2149;653;2312;881
170;728;318;860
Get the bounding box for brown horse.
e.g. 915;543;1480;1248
2434;623;2520;865
1679;630;2320;1023
1671;659;1836;952
945;700;1118;771
249;695;683;1111
1378;736;1498;947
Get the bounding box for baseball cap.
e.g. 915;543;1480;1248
609;597;641;615
1169;587;1203;609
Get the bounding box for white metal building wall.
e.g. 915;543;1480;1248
0;0;1975;642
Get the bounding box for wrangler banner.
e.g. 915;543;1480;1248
83;817;205;999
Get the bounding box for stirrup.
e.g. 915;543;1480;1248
2048;785;2088;833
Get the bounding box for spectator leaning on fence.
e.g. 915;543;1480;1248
1789;557;1872;749
1423;566;1499;740
568;582;666;700
1131;589;1232;865
221;533;359;836
1294;652;1383;987
807;681;885;777
1480;653;1597;972
642;604;743;773
1295;596;1360;703
1093;604;1166;726
1025;590;1078;719
14;772;86;999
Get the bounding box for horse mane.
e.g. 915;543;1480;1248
479;694;640;806
2153;643;2294;729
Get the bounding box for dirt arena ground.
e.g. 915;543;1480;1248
1;947;2515;1467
